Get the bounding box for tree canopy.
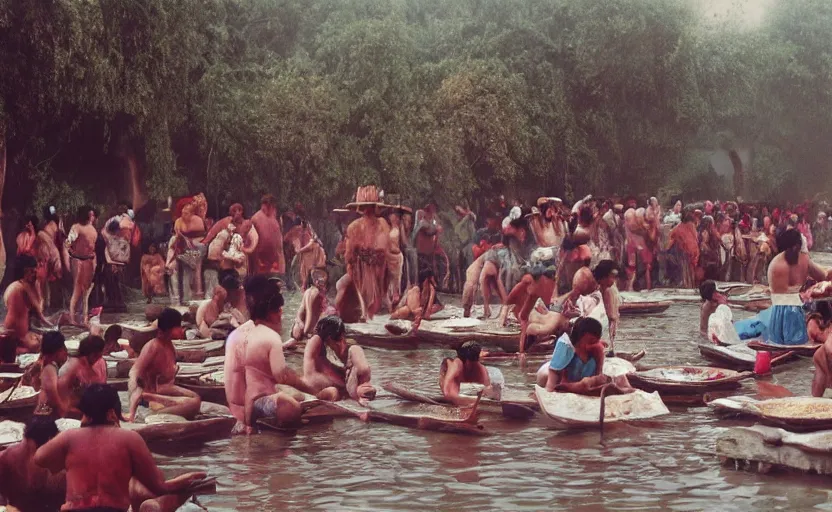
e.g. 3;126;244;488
0;0;829;218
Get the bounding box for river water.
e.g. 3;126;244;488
137;292;832;511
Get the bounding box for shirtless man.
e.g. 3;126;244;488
390;269;442;332
203;203;256;250
35;384;207;512
250;194;285;275
528;198;567;258
127;308;201;421
498;265;557;353
413;202;450;290
344;186;392;320
66;205;98;326
440;341;499;405
59;335;108;409
522;266;598;354
141;244;166;303
2;255;50;358
302;315;376;403
35;331;72;418
698;280;728;337
195;286;227;339
224;276;307;432
36;213;64;309
0;416;65;511
287;219;326;290
387;209;406;304
291;269;335;342
623;206;654;290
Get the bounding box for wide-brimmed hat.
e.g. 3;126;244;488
346;185;385;209
382;204;413;215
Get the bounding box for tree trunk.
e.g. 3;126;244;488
0;120;7;283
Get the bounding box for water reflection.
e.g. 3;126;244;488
116;294;828;510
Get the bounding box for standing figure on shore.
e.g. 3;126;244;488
286;219;326;290
386;206;410;305
339;186;392;321
250;194;285;276
413;201;450;290
65;206;98;326
36;210;63;309
140;243;166;303
172;197;207;301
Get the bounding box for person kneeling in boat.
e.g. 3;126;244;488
127;308;201;422
699;280;728;337
0;416;65;511
2;254;52;361
34;384;208;512
225;276;309;433
302;315;376;403
31;331;74;418
291;269;336;343
59;335;107;409
521;266;597;355
194;285;228;339
498;264;557;333
390;269;442;332
440;341;502;405
536;317;630;394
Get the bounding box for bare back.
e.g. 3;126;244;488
767;252;825;294
69;224;98;258
3;281;32;336
243;324;286;404
224;320;255;422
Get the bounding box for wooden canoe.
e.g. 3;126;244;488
178;369;226;404
0;385;38;416
717;425;832;475
172;339;225;362
710;396;832;432
698;343;758;371
382;381;538;415
746;340;820;357
534;386;669;428
628;366;753;395
619;301;672;316
321;396;487;435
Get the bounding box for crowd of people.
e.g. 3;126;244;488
5;183;832;510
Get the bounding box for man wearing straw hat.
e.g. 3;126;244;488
340;186;392;321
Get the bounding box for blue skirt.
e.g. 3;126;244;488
734;305;807;345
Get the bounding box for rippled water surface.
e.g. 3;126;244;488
133;292;832;511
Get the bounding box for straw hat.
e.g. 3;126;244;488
346;185;385;209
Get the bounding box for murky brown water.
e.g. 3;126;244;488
128;292;832;511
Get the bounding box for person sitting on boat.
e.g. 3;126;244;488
194;285;228;339
735;230;832;345
807;301;832;344
2;254;51;361
499;264;557;326
34;383;208;512
390;268;442;332
440;341;502;405
521;266;597;355
33;331;72;418
301;315;376;403
699;280;728;337
535;317;611;394
127;308;202;421
291;269;336;343
593;260;621;355
225;276;309;433
0;416;65;511
59;335;107;410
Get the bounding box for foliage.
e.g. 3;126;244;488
1;0;831;218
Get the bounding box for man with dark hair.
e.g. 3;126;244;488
0;416;65;511
127;308;201;421
440;341;501;405
2;254;51;359
698;280;728;336
66;205;98;326
34;330;72;418
250;194;285;276
225;277;308;433
34;384;207;512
